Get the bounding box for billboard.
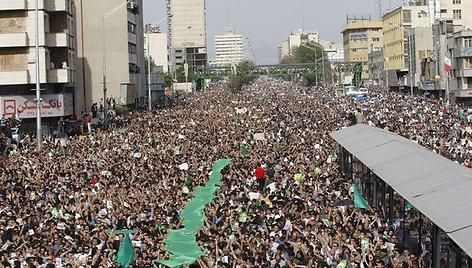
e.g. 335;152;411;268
0;93;74;119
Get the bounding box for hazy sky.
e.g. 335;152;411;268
143;0;403;64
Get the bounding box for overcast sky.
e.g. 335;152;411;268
143;0;403;64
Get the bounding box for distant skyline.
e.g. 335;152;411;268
143;0;404;64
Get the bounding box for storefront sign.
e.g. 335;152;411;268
0;93;73;119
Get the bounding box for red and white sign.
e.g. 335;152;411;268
0;94;74;119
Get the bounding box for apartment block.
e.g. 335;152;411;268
167;0;207;74
214;27;244;67
0;0;76;127
447;30;472;99
75;0;145;111
342;20;383;80
279;29;319;62
145;25;168;73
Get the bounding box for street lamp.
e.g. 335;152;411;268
34;0;42;151
302;44;325;86
102;0;133;127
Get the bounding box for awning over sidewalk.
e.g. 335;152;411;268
330;124;472;256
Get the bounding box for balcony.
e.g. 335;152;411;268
454;47;472;58
451;89;472;98
0;71;30;85
46;33;70;48
0;0;26;10
0;33;29;48
128;53;137;64
44;0;71;13
128;33;137;44
47;68;73;83
460;69;472;77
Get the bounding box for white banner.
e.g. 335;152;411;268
0;93;74;119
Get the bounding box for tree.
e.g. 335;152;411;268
144;56;157;76
175;65;196;83
282;42;333;86
228;60;257;93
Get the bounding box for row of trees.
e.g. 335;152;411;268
280;42;334;86
145;41;333;94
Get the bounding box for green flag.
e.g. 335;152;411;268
337;260;347;268
240;142;250;157
114;234;135;268
405;201;414;211
353;185;370;209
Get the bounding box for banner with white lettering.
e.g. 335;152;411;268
0;94;73;119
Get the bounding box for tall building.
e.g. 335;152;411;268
214;27;244;67
427;0;472;98
428;0;472;30
279;30;319;62
0;0;76;130
75;0;145;111
447;30;472;99
167;0;207;74
144;25;168;73
342;18;383;80
382;5;430;90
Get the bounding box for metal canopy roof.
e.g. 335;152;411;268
330;124;472;257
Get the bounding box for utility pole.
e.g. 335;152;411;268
35;0;42;151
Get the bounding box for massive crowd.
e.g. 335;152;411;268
0;78;470;267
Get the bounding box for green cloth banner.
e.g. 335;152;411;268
155;159;232;267
116;129;127;134
114;234;135;268
240;142;250;157
353;185;370;210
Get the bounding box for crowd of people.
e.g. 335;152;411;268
0;78;470;267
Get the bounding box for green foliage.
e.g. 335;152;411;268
228;60;257;93
282;42;333;86
164;73;174;87
144;56;157;75
176;65;196;83
115;105;129;115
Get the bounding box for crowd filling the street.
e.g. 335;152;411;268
0;78;471;267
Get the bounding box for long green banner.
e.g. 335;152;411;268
155;159;232;267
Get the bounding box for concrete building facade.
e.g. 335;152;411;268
319;40;344;63
214;27;244;67
447;30;472;100
342;21;383;80
144;25;168;73
382;5;430;90
0;0;76;129
167;0;207;74
279;29;319;62
368;49;385;85
75;0;145;111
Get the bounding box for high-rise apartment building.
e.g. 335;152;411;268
167;0;207;74
342;20;383;80
75;0;145;111
214;27;244;67
0;0;76;129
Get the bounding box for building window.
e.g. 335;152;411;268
128;22;136;34
453;0;461;4
453;10;462;19
464;38;472;47
128;43;136;54
464;58;472;69
372;38;380;42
